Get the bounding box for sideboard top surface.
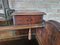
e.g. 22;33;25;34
11;11;46;16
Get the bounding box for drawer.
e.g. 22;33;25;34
15;16;30;25
30;15;43;24
15;15;43;25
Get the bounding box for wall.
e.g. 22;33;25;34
9;0;60;22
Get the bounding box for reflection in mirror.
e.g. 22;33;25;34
0;0;2;9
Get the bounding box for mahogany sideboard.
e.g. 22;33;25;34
11;11;46;40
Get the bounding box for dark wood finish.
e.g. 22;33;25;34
12;11;46;25
12;11;46;36
36;20;60;45
15;15;43;25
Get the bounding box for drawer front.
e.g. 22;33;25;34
30;15;43;24
15;16;30;25
15;15;43;25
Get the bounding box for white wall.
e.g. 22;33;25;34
9;0;60;22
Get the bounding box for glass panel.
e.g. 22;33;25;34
0;0;3;9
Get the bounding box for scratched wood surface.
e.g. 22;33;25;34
0;23;42;31
36;20;60;45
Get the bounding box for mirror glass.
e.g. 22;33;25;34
0;0;3;9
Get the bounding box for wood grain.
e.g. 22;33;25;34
36;20;60;45
0;24;42;31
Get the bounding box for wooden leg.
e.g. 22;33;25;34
28;28;31;40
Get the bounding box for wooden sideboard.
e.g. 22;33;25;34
11;11;46;40
12;11;46;25
0;11;46;42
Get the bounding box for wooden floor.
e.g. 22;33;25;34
0;38;38;45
